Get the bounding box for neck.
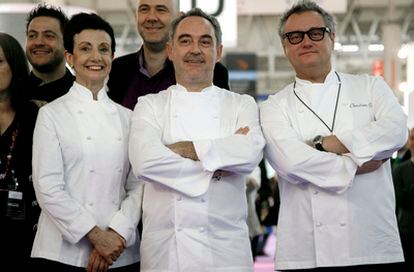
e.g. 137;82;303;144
32;62;67;84
0;98;15;135
142;44;168;77
178;82;212;92
296;65;332;83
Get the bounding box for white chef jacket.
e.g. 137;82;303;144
31;82;142;268
129;84;265;272
260;70;407;270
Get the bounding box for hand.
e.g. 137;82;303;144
166;141;199;161
87;249;109;272
356;159;387;175
235;126;250;135
87;227;126;265
31;99;48;108
320;135;349;154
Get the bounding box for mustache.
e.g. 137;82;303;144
183;53;204;62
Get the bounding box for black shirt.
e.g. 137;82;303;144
27;68;74;102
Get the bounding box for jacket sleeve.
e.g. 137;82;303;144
336;76;408;166
32;107;96;244
193;95;265;175
129;96;214;197
108;167;143;247
260;96;358;194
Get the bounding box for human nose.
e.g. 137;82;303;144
31;35;45;45
90;48;101;60
190;41;201;53
146;9;158;21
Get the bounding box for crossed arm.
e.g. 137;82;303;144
321;135;387;175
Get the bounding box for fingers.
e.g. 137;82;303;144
235;126;250;135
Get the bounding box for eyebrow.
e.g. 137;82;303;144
177;34;214;40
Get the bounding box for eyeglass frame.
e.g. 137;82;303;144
282;27;331;45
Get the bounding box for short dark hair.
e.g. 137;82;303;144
0;32;29;109
64;13;116;54
170;7;222;45
278;0;336;38
26;3;69;34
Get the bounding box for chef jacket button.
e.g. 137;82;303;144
340;222;347;227
177;228;182;232
173;114;178;118
316;222;322;227
78;110;83;114
213;116;219;119
313;190;319;195
118;168;122;173
86;136;92;140
116;137;122;141
199;227;205;233
177;196;182;201
298;107;305;113
89;169;95;173
201;198;206;203
89;203;94;207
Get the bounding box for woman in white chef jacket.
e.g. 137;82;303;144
31;13;142;271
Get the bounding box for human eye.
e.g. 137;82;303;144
309;28;324;39
27;32;37;39
138;5;149;13
178;37;191;45
287;32;302;43
156;6;168;13
44;33;56;39
200;37;212;47
79;45;91;52
99;46;110;54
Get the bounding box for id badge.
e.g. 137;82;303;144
6;190;25;220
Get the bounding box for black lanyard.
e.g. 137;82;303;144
293;72;341;133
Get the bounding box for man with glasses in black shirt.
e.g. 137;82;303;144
260;1;407;271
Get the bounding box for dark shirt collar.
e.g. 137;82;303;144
138;47;171;78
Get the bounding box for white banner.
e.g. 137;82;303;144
179;0;237;48
237;0;348;15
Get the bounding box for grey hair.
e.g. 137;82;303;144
278;0;336;38
170;7;222;45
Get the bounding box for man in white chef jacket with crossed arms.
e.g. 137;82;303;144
129;8;265;272
260;1;407;271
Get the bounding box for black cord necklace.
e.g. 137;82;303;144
293;71;341;133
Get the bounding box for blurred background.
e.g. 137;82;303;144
1;0;413;116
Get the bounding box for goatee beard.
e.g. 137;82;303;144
145;41;167;53
31;56;64;74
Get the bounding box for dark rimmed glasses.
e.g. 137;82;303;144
282;27;331;45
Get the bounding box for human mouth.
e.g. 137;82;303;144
31;48;52;55
86;65;104;71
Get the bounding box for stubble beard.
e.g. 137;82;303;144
29;52;64;74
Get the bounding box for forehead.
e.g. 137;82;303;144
284;11;325;32
175;16;214;37
138;0;175;8
28;16;61;32
74;29;111;44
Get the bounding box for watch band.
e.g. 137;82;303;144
313;135;325;151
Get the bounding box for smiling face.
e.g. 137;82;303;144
136;0;178;52
65;29;113;92
282;11;335;81
26;16;65;73
167;16;222;91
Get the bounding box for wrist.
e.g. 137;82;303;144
313;135;325;151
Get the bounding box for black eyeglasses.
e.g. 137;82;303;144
282;27;331;45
